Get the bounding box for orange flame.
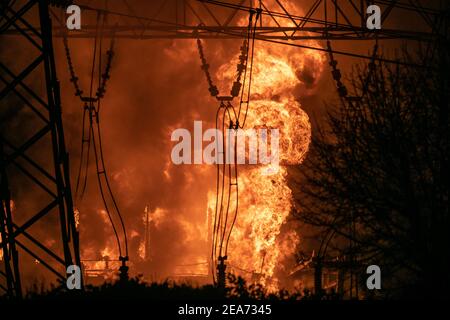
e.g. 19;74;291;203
210;2;324;288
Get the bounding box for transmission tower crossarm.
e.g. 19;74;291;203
2;0;439;41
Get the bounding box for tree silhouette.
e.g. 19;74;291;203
293;34;450;299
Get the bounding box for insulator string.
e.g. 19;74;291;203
63;10;128;261
198;9;259;285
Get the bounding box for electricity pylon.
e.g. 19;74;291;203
0;0;81;298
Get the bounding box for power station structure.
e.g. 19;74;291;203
0;0;81;298
0;0;444;298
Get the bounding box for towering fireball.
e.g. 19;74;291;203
131;0;325;286
210;1;325;288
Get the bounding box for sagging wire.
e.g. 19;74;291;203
211;103;237;286
196;8;260;286
237;8;260;129
72;2;428;68
63;10;129;277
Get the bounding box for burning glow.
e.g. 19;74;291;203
77;0;324;287
0;200;15;262
207;98;311;288
80;209;121;280
210;2;324;288
74;207;80;230
138;207;167;260
82;245;121;280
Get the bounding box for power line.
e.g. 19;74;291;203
57;3;429;68
197;9;260;287
62;10;129;280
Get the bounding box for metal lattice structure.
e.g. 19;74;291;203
38;0;444;67
0;0;81;298
40;0;440;42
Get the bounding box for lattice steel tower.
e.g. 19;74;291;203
0;0;81;298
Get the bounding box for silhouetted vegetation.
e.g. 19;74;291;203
294;28;449;299
0;273;344;301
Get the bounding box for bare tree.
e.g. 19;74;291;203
293;37;450;298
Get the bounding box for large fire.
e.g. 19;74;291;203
209;35;323;288
76;0;325;289
198;0;324;289
132;0;325;288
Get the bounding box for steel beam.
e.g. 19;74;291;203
0;0;81;298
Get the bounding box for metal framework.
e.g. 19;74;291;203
38;0;443;66
0;0;81;298
28;0;440;42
